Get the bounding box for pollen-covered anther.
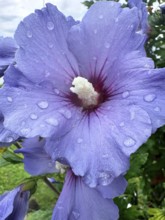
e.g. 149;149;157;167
70;76;99;107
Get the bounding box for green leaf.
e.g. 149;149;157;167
26;209;53;220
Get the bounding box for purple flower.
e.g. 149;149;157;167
15;137;57;175
0;2;165;187
0;37;17;77
0;186;30;220
52;169;126;220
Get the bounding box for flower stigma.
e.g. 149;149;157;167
70;76;100;109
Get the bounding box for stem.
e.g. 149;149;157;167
43;177;60;196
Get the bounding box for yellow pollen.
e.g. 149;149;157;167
70;76;99;107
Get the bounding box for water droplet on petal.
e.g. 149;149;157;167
59;109;72;119
27;30;32;38
115;17;119;22
94;29;97;34
144;94;156;102
122;91;130;98
99;14;103;19
48;42;54;48
102;153;109;159
77;138;83;144
45;70;50;78
119;122;125;127
124;137;136;147
104;42;110;49
72;210;80;219
7;96;13;102
47;21;54;30
130;109;135;120
37;101;49;109
154;106;161;112
48;161;54;168
98;171;112;186
45;118;58;126
6;136;14;142
54;88;60;95
30;113;38;120
20;128;31;136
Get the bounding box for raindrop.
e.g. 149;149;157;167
93;29;97;34
20;128;31;136
104;42;110;49
99;14;103;19
115;17;119;22
124;137;136;147
77;138;83;144
45;118;58;126
130;109;135;120
144;63;150;68
47;21;54;30
27;30;32;38
98;171;112;186
72;210;80;219
144;94;156;102
7;96;13;102
119;122;125;127
54;88;60;95
45;70;50;78
154;106;160;112
37;101;49;109
5;136;14;142
48;42;54;48
102;153;109;159
122;91;130;98
59;109;72;119
30;113;38;120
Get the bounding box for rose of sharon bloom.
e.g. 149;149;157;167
52;169;127;220
0;37;17;77
0;2;165;187
0;186;30;220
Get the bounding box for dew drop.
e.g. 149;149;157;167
102;153;109;159
99;14;103;19
27;30;32;38
122;91;130;98
59;109;72;119
6;136;14;142
77;138;83;144
104;42;110;49
37;101;49;109
30;113;38;120
72;210;80;219
124;137;136;147
20;128;31;136
45;118;58;126
48;42;54;48
119;122;125;127
47;21;54;30
115;17;119;22
154;106;160;112
45;70;50;78
54;88;60;95
144;94;156;102
98;171;112;186
7;96;13;102
130;109;135;120
93;29;97;34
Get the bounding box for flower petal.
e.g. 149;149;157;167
0;37;17;77
68;1;146;80
0;186;29;220
14;3;79;92
0;66;81;138
15;137;57;175
52;170;119;220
